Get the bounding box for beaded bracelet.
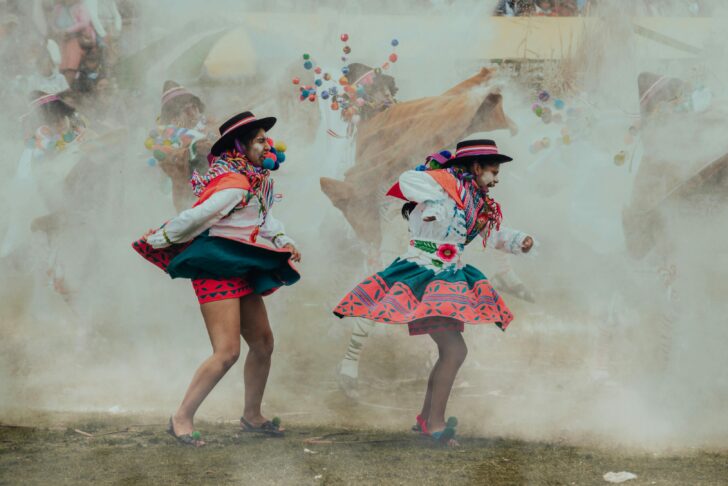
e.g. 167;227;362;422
162;228;172;245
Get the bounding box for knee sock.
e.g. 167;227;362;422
340;318;375;378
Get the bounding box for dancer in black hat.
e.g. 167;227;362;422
133;111;300;446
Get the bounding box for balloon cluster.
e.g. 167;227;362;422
292;34;400;123
528;90;588;153
262;138;288;171
144;126;204;167
531;90;567;125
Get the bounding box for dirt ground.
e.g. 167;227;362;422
1;413;727;486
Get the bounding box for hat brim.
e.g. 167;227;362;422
210;116;277;156
443;153;513;166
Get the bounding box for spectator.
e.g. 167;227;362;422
51;0;96;86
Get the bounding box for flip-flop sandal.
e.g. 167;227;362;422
428;417;458;447
411;414;429;435
240;416;285;437
166;417;205;447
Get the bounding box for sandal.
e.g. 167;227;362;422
411;414;429;435
166;417;205;447
428;417;459;447
240;416;285;437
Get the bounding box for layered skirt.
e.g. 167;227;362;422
132;231;299;303
333;258;513;335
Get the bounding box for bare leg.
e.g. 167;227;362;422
172;299;241;437
239;294;275;426
425;328;467;433
419;357;442;424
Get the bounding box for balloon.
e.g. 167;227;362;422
343;46;351;54
538;90;550;102
391;39;399;46
308;94;316;102
329;86;338;95
331;101;339;111
340;33;349;42
315;79;323;86
274;141;287;152
314;66;322;74
382;62;390;70
614;151;626;166
304;60;313;70
388;53;398;63
144;137;154;149
277;152;286;163
263;158;276;170
303;53;310;60
292;77;300;85
321;91;330;100
342;66;350;75
339;76;349;85
554;99;565;110
147;157;157;167
323;73;331;81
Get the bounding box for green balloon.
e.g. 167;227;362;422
191;431;201;440
303;53;310;60
153;149;166;161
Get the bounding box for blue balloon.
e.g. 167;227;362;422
278;152;286;163
147;158;157;167
263;158;276;170
315;78;323;86
342;67;349;75
554;99;565;110
303;60;313;70
391;39;399;47
321;91;330;100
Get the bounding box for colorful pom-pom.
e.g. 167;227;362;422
303;60;313;70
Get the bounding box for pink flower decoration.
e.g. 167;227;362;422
436;244;458;262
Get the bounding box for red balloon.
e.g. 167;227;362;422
314;67;322;74
308;94;316;102
292;77;300;85
340;33;349;42
388;53;398;63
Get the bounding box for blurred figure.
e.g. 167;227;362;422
51;0;95;86
144;80;218;211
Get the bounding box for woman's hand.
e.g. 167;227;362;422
521;236;534;253
283;243;301;262
141;228;156;241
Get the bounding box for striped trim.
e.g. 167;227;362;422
31;94;60;109
161;86;191;105
455;145;499;157
639;75;668;106
221;116;257;137
326;128;347;139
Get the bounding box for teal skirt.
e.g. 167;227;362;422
133;231;300;296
